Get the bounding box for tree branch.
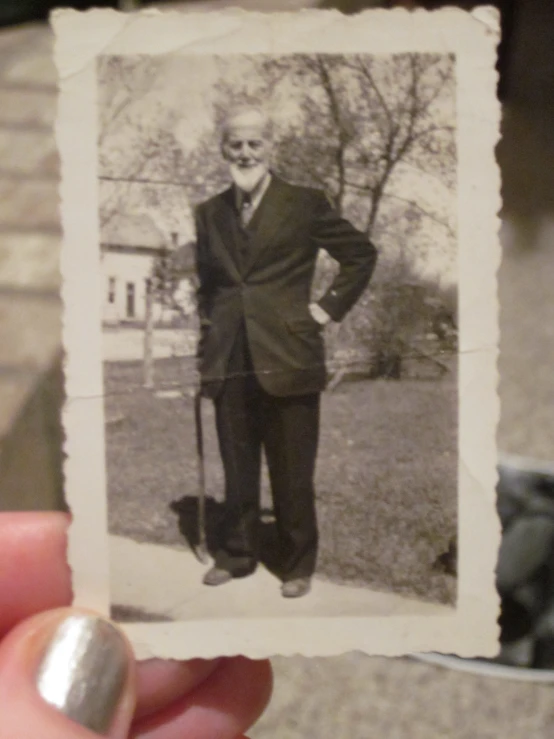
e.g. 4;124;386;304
315;55;348;207
344;178;371;192
383;192;455;237
355;57;394;130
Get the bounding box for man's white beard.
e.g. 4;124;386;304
229;163;268;194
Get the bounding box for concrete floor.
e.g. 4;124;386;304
110;535;451;621
1;3;554;738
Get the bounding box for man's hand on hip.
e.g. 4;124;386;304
309;302;332;326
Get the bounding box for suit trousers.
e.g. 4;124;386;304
213;323;320;581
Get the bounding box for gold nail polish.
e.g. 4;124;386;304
36;615;129;734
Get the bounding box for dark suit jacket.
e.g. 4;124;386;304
194;175;377;398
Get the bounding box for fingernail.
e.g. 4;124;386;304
35;615;129;734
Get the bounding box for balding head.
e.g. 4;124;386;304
220;106;273;194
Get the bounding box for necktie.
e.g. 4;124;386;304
240;192;254;227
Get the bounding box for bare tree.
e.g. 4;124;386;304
254;53;457;373
260;53;455;239
97;53;457;376
345;53;455;237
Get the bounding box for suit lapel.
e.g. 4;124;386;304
241;176;295;277
209;177;296;280
211;188;243;281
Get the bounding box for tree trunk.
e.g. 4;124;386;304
316;57;347;210
366;184;383;237
366;163;394;237
143;279;154;389
336;144;346;211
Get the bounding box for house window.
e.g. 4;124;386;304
126;282;135;318
107;277;116;304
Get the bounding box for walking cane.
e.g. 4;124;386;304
193;388;210;564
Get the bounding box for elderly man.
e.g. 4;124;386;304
194;106;377;597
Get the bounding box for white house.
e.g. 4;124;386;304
100;213;193;325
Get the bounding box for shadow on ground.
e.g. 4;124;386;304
169;496;288;580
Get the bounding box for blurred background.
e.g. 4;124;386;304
1;0;554;737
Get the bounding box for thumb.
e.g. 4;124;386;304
0;608;136;738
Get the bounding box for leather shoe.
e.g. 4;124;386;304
281;577;312;598
202;566;233;587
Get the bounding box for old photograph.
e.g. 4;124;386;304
55;7;500;658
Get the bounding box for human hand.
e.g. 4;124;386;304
0;512;272;738
309;302;331;326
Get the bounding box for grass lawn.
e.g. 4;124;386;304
104;358;457;605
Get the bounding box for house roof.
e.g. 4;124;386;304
101;213;167;249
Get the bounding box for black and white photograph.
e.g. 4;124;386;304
55;7;500;658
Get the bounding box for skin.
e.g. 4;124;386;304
221;109;273;195
0;512;273;738
223;128;270;168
